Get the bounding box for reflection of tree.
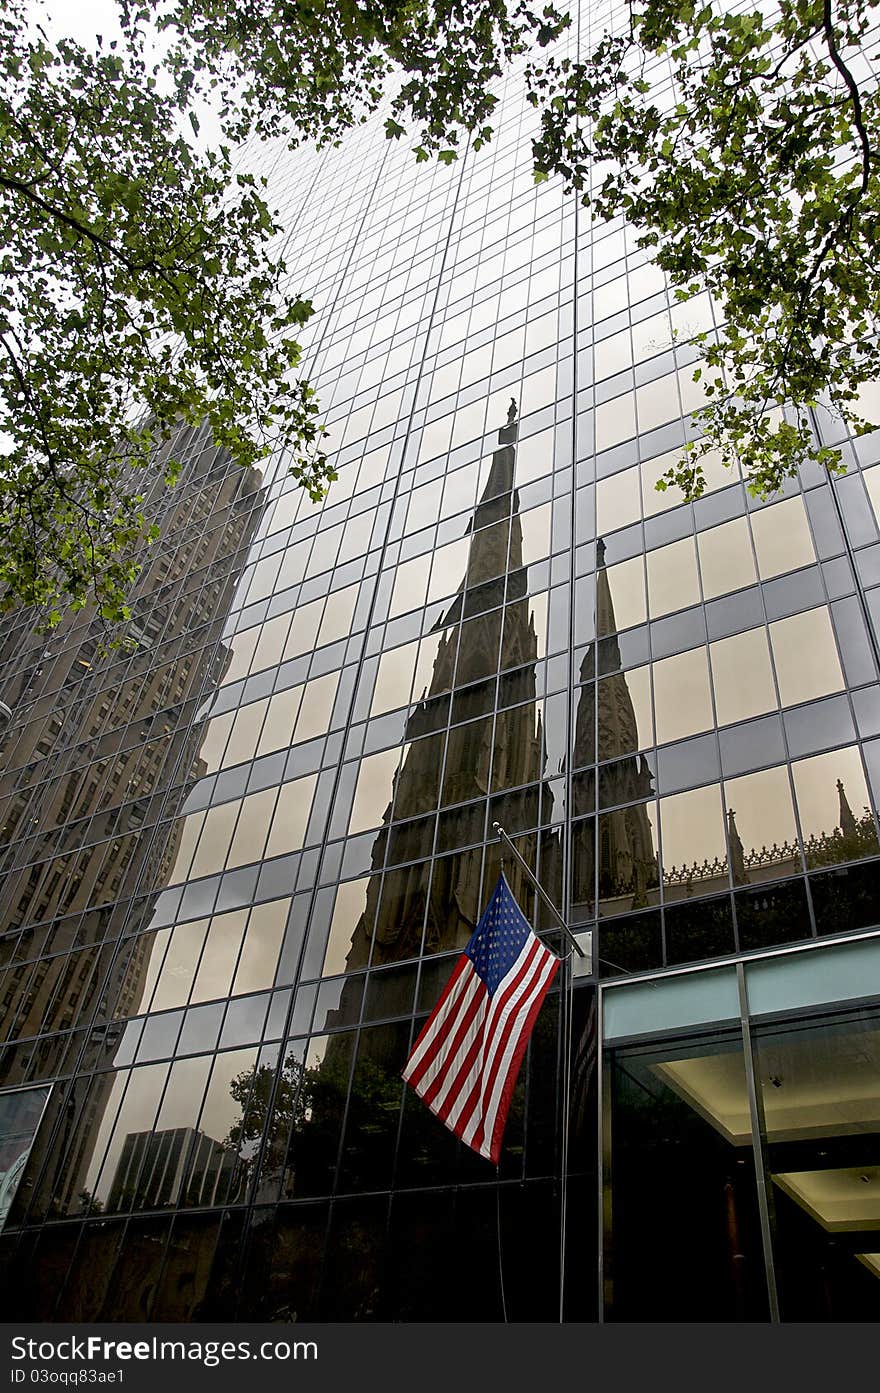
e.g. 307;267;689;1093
224;1046;403;1198
75;1189;103;1216
803;805;880;870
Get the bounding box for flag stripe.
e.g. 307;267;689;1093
477;953;558;1161
459;943;555;1147
401;956;471;1082
419;982;490;1107
445;938;542;1135
400;872;560;1167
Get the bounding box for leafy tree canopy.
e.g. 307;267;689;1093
0;0;566;628
2;0;879;625
527;0;880;499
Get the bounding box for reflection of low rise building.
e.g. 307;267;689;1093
108;1126;237;1212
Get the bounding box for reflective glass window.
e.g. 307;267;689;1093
769;609;844;708
710;628;778;727
792;745;880;867
724;765;799;884
660;783;727;895
698;516;757;601
751;497;815;580
653;647;713;744
647;537;700;619
264;776;318;859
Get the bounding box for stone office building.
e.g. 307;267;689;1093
0;0;879;1322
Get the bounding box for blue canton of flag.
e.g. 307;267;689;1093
402;872;559;1164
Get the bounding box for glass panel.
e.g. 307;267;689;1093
660;783;727;899
227;788;276;867
257;687;305;757
751;497;815;580
597;467;640;535
746;937;880;1016
184;1046;261;1206
389;555;431;618
698;517;757;601
413;632;445;701
753;1005;880;1319
283;598;324;659
252;613;294;675
85;1064;169;1210
710;628;777;727
595;394;636;452
232;897;286;997
372;641;418;715
127;1056;212;1208
640;450;681;518
191;910;248;1002
769;608;844;708
264;775;318;859
221;627;259;686
349;749;400;834
603;967;739;1040
602;557;646;633
597;802;660;916
520;503;552;567
653;647;713;744
319;585;359;646
647;537;700;619
190;801;238;879
198;711;235;773
791;745;880;867
168;811;206;884
723;766;799;886
324;878;370;977
596;663;653;761
637;373;680;433
294;672;339;744
428;538;471;604
149;918;209;1010
607;1026;768;1319
224;699;269;768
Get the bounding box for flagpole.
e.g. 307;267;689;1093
492;822;587;960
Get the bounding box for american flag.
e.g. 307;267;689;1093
402;873;559;1164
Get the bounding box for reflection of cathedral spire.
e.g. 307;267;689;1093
726;808;748;886
335;401;549;984
837;778;858;840
571;538;658;916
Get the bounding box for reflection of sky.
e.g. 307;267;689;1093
793;747;869;837
661;785;723;867
725;768;796;851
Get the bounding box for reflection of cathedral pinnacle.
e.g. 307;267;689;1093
338;400;550;980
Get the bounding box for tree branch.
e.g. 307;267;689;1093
822;0;872;194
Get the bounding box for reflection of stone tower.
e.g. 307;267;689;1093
338;401;548;983
571;538;658;917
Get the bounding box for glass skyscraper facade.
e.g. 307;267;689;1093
1;0;880;1321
